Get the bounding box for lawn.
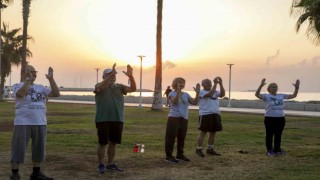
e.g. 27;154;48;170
0;101;320;180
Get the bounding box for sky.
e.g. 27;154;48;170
2;0;320;92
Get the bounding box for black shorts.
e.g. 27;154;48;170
198;113;223;132
96;122;123;145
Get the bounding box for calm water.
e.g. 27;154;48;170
60;91;320;102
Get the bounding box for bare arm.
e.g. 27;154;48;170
16;67;34;97
287;79;300;99
255;78;266;100
95;63;117;93
16;80;32;97
171;84;181;105
47;67;60;97
218;77;225;98
203;78;218;98
123;65;136;93
189;83;200;105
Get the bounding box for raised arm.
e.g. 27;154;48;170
95;63;117;93
171;82;181;105
255;78;266;100
217;77;225;98
203;78;218;98
287;79;300;99
16;67;33;97
123;64;136;93
46;67;60;97
189;83;200;105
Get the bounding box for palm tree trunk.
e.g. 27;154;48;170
20;0;31;81
151;0;163;110
0;5;3;100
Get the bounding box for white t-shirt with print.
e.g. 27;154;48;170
13;82;51;125
261;93;289;117
199;90;221;115
168;91;191;119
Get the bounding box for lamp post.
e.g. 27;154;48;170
137;55;145;109
227;64;234;108
94;68;99;84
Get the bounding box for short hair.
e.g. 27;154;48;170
267;83;278;92
201;78;211;85
171;77;185;90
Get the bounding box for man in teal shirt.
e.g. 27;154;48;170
94;63;136;173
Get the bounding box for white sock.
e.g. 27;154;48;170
208;145;214;149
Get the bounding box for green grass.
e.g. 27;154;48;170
1;101;320;179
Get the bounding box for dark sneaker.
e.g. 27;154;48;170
207;149;221;156
196;149;205;157
106;163;124;172
10;173;20;180
176;155;190;162
275;151;286;155
30;171;53;180
267;150;276;157
97;163;106;174
165;156;179;163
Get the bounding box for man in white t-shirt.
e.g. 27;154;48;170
196;77;225;157
10;65;60;180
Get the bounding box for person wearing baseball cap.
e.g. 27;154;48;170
94;63;136;173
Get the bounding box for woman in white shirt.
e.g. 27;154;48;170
255;78;300;156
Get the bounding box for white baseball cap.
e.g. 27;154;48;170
103;69;112;74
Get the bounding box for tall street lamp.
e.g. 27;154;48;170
227;64;234;108
137;55;145;109
94;68;99;84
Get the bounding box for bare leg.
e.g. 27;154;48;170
107;142;116;165
33;161;41;167
197;131;207;147
208;132;216;146
97;144;106;164
11;162;20;170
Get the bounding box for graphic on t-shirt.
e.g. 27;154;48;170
270;97;283;106
27;87;46;102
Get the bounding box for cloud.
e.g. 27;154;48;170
266;49;280;66
311;56;320;66
297;56;320;67
162;60;176;70
299;59;307;66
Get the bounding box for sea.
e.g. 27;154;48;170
60;90;320;102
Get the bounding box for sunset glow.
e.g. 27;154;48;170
2;0;320;92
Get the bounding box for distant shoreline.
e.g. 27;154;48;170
59;88;153;92
50;95;320;112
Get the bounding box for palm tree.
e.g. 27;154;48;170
20;0;31;81
0;23;32;100
0;0;13;100
151;0;163;110
291;0;320;46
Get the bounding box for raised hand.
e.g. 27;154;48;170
112;63;117;74
25;66;35;81
293;79;300;89
213;77;219;84
45;67;54;80
217;77;223;84
123;64;133;77
260;78;266;87
193;83;200;93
